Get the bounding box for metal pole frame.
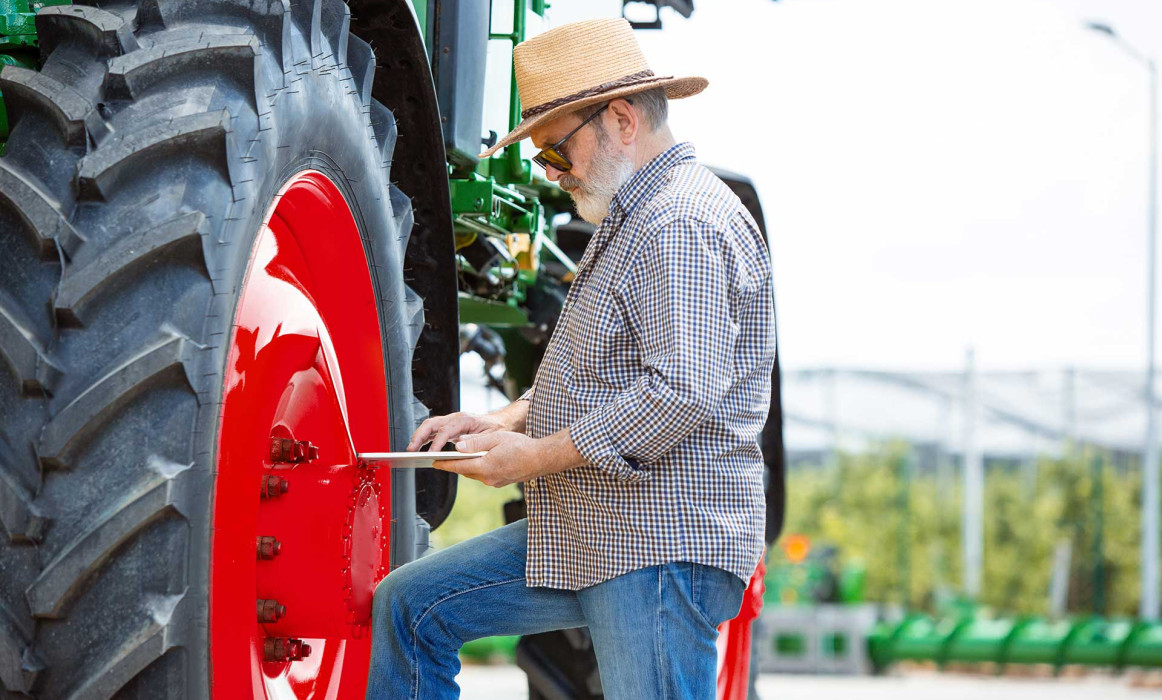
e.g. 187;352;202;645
1085;22;1159;620
1143;57;1158;619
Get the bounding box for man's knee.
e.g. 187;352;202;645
372;563;427;632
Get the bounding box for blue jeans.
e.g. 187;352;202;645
365;518;746;700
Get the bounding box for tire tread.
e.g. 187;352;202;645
26;476;184;619
105;34;261;104
76;110;233;201
38;335;195;469
54;212;208;325
0;160;86;257
0;66;93;149
35;5;138;59
0;461;44;544
0;291;59;395
64;625;169;700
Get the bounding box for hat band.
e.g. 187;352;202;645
520;70;667;119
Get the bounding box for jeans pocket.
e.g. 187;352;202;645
691;563;745;628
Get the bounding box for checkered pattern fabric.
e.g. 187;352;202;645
520;142;775;590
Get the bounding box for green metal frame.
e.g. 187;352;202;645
449;0;573;401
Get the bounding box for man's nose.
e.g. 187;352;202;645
545;164;565;182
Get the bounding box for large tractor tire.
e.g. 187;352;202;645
0;0;433;697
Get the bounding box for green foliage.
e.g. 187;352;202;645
782;445;1143;617
434;445;1143;618
431;477;523;551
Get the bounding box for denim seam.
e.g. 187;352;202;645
690;563;718;629
691;562;701;616
656;566;667;700
409;576;527;699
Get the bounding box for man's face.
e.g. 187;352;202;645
530;109;636;225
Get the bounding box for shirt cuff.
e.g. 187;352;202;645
518;387;534;402
569;408;650;483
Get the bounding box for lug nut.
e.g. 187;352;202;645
256;536;282;560
260;474;290;499
257;598;287;623
270;437;319;464
298;441;319;462
263;637;311;662
270;437;293;462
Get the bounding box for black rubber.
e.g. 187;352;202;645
348;0;463;532
0;0;430;696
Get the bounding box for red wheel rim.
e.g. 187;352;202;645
211;171;394;698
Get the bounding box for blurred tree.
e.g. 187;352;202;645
432;443;1142;616
431;478;522;551
780;445;1142;616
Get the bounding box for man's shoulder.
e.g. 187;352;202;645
628;161;769;276
640;161;742;228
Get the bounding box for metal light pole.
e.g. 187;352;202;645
963;347;983;598
1086;21;1159;619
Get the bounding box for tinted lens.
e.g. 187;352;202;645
534;147;571;172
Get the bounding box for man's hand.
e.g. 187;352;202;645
432;429;585;488
406;412;509;452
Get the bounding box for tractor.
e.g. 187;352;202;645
0;0;785;697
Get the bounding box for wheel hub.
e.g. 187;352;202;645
211;171;395;698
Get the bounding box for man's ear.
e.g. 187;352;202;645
608;97;638;146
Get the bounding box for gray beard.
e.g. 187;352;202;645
561;141;636;225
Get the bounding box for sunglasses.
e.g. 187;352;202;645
532;103;610;173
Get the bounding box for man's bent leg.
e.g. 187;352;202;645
365;518;585;700
577;562;745;700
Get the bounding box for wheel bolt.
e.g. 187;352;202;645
256;598;287;623
260;474;290;499
263;637;311;662
256;536;282;560
295;439;318;460
270;437;319;464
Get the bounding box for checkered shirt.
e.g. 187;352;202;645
520;142;775;590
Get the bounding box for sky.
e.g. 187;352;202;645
482;0;1162;372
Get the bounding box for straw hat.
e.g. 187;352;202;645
478;17;707;159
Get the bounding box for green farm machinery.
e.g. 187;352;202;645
868;613;1162;673
0;0;786;698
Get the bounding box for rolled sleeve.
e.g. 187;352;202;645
570;407;650;483
518;386;534;402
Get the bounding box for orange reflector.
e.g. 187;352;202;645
783;534;811;563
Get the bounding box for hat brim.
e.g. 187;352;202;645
477;75;708;160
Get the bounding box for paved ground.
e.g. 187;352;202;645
454;665;1162;699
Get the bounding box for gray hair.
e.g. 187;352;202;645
574;86;669;132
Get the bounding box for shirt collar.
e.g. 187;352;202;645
610;142;696;219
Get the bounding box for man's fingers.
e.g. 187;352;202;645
432;460;463;474
428;423;468;453
406;419;436;451
407;415;453;451
435;456;486;479
455;432;502;453
407;412;496;451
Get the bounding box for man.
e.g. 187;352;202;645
365;16;774;700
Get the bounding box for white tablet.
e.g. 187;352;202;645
358;451;487;468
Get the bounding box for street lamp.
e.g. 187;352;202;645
1086;20;1159;619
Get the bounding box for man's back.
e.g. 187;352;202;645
524;141;776;591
